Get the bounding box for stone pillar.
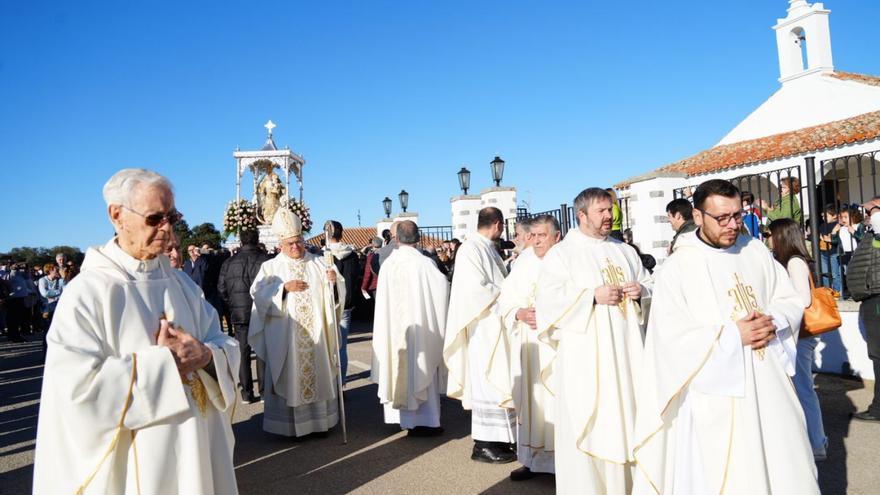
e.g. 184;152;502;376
450;195;482;241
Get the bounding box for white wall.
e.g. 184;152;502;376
450;187;518;241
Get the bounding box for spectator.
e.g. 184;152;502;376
665;198;697;254
163;232;184;269
768;218;827;460
361;236;383;298
846;196;880;423
200;243;229;331
218;228;271;403
5;263;30;342
55;253;68;271
818;204;842;293
838;207;865;298
323;220;359;382
741;191;762;239
184;245;206;285
762;176;803;225
606;188;624;241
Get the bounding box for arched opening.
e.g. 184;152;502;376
791;27;808;71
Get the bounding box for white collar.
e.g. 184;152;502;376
105;238;161;275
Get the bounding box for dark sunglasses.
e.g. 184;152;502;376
122;205;183;227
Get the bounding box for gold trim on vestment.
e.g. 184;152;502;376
182;374;209;416
76;353;141;495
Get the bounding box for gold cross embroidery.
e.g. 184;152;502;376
601;258;628;318
727;273;765;360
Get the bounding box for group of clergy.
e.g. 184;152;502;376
372;182;821;494
32;167;819;495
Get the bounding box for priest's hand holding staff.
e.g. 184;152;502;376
157;316;213;378
736;311;777;350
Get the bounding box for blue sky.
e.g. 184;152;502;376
2;0;878;251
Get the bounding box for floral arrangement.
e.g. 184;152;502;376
223;199;258;236
286;198;313;233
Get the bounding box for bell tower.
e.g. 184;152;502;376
773;0;834;83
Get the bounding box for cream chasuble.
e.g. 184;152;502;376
249;251;344;437
535;229;652;494
34;239;241;495
633;231;818;495
372;245;449;428
443;233;516;442
492;247;556;473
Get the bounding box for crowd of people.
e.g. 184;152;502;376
0;252;79;344
16;167;880;494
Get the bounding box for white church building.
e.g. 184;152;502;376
615;0;880;379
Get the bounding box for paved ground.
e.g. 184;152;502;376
2;321;880;494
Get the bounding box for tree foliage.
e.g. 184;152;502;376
1;245;85;266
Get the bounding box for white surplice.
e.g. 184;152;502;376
493;247;556;473
372;245;449;428
443;233;516;443
633;231;819;495
34;239;240;495
249;251;344;437
535;229;652;494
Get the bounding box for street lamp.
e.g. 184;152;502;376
398;190;409;213
382;197;392;218
490;156;505;186
457;167;471;195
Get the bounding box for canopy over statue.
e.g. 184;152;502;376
225;121;309;250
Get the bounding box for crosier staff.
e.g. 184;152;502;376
324;250;348;444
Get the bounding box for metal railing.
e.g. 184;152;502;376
418;225;453;250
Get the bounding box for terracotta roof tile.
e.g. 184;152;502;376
306;227;377;249
616;109;880;188
828;71;880;87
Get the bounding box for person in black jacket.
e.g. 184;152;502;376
323;220;360;382
218;229;271;403
847;196;880;423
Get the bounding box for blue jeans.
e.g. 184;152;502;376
339;308;352;381
793;336;827;453
819;252;842;293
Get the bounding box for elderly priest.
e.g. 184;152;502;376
249;208;345;437
33;168;241;495
372;221;449;436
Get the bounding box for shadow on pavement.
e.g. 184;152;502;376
0;338;45;495
815;373;862;495
233;382;470;494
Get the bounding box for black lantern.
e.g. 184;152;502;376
398;190;409;213
457;167;471;195
382;197;392;217
490;156;505;186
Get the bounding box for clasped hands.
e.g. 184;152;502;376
156;317;212;379
594;282;642;306
736;311;777;350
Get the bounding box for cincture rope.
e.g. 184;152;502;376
75;353;141;495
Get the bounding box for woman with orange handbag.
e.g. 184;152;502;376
769;218;828;461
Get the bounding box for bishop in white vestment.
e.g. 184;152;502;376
249;209;345;437
633;180;818;495
34;169;240;495
494;215;561;480
372;221;449;434
535;188;651;494
443;207;518;463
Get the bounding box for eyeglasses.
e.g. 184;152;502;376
699;209;745;227
122;205;183;227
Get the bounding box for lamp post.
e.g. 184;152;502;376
398;190;409;213
382;197;392;218
457;167;471;195
490;156;505;187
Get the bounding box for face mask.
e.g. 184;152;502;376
871;211;880;234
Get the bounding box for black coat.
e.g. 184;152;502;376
330;250;359;310
218;245;271;324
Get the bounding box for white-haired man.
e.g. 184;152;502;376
535;187;652;493
491;214;561;481
249;208;345;437
33;168;241;494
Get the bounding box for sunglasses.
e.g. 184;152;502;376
122;205;183;227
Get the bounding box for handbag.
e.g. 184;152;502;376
800;274;842;338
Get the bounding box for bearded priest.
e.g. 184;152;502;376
633;179;818;494
33;168;241;495
372;221;449;436
249;208;345;437
535;187;652;494
493;214;561;481
444;206;517;464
